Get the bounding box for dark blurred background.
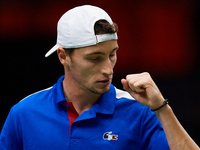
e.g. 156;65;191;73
1;0;200;146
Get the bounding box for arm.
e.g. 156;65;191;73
121;72;199;150
0;107;22;150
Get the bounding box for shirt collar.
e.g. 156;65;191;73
93;84;116;114
53;75;66;105
52;75;116;114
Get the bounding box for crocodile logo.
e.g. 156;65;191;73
103;131;118;141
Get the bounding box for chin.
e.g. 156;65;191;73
87;83;111;95
96;86;111;94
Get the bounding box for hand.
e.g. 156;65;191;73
121;72;165;110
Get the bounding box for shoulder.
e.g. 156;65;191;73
113;87;159;127
20;86;52;103
113;87;159;121
113;87;162;126
12;87;53;113
114;87;135;100
114;87;137;107
114;87;148;113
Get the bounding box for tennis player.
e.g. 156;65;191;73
0;5;199;150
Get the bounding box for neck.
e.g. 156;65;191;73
62;76;101;115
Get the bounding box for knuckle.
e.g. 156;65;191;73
142;72;150;76
126;74;132;80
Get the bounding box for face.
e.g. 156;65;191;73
65;40;118;95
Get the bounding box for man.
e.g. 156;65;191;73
0;5;199;150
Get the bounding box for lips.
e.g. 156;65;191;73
97;79;112;85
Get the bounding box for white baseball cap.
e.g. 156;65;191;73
45;5;118;57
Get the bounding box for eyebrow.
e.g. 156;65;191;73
113;47;119;52
86;47;119;56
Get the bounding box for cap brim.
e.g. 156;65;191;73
45;45;59;57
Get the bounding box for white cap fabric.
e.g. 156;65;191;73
45;5;118;57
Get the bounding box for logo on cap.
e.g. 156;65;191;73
103;131;118;141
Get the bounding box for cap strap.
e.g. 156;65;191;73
96;33;118;43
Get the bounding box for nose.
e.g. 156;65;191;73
101;58;114;76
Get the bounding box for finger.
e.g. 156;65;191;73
121;79;132;93
126;73;147;83
121;79;143;98
121;79;141;101
126;77;146;93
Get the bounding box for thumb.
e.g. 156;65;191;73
121;79;131;93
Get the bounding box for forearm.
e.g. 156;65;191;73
121;73;199;149
155;104;199;150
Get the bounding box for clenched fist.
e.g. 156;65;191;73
121;72;165;110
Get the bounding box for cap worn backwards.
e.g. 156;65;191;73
45;5;118;57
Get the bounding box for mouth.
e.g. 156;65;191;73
97;79;112;85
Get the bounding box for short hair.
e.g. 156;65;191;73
64;20;118;55
94;19;118;35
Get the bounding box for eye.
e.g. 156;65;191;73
110;54;115;57
87;56;104;63
89;57;100;61
109;52;116;59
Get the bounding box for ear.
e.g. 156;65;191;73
57;47;70;65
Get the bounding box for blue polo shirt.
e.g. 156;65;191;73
0;76;169;150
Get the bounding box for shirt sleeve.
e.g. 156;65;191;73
0;106;22;150
140;107;170;150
